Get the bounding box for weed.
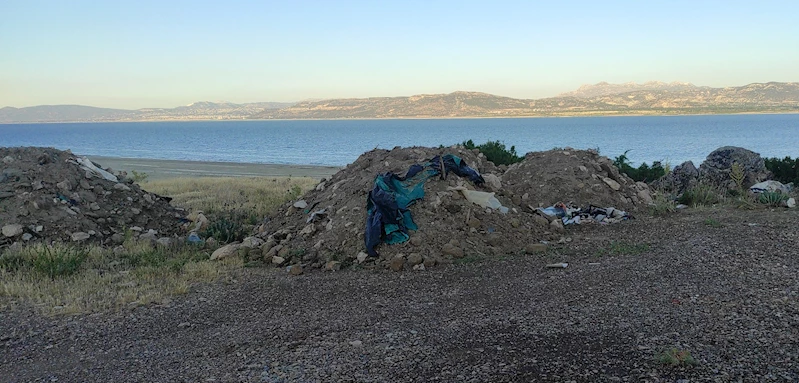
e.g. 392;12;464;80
454;254;483;264
130;170;149;183
656;348;697;367
650;192;676;216
202;217;245;244
678;183;724;207
597;241;650;257
0;244;88;279
758;191;788;207
462;139;523;166
703;218;722;228
729;162;745;192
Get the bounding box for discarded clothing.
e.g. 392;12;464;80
365;154;483;256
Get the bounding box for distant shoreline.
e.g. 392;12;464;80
3;110;799;125
87;156;341;181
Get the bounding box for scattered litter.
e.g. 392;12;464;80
537;203;632;225
546;262;569;268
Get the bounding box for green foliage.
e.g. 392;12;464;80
758;191;788;207
130;170;149;183
678;183;723;207
649;192;677;216
596;241;650;257
703;218;722;228
764;156;799;185
729;162;745;192
656;348;697;367
612;150;666;183
0;244;88;279
202;216;246;244
461;139;523;166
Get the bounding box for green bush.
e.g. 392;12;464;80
613;150;666;183
764;156;799;185
201;216;246;244
758;191;788;207
461;139;522;166
679;183;723;207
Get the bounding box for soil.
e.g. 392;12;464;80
2;206;797;382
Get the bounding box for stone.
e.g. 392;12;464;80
786;198;796;208
130;208;141;215
637;189;654;204
2;224;24;238
750;180;791;194
110;233;125;244
299;223;316;236
410;236;423;246
22;233;33;241
348;340;363;347
483;173;502;191
412;263;426;271
324;260;342;271
407;252;423;266
271;256;286;265
156;237;173;247
525;243;548;254
602;177;621;191
210;243;240;260
113;183;131;191
240;236;263;249
277;246;290;259
510;218;520;228
390;255;405;272
467;217;481;228
652;160;699;193
699;146;770;189
578;165;588;172
289;264;304;276
356;251;369;264
532;214;550;228
549;219;564;232
293;200;308;209
71;232;91;242
265;244;283;259
442;243;464;259
423;256;437;268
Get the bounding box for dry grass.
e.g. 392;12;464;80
142;176;317;218
0;240;242;315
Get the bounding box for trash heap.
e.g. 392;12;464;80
0;147;187;247
255;146;653;271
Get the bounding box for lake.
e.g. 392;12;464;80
1;114;798;167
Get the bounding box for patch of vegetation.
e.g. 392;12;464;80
454;254;484;265
0;244;88;279
678;183;724;207
130;170;149;183
612;150;666;183
729;162;745;192
596;241;650;257
703;218;722;228
758;191;788;207
650;192;676;216
764;156;799;185
461;139;522;166
201;216;246;244
656;348;697;367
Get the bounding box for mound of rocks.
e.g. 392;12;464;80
502;149;653;208
254;146;651;272
1;147;187;247
654;146;771;193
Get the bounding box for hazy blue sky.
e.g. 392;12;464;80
2;0;797;108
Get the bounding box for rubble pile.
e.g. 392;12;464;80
0;147;187;247
252;146;652;272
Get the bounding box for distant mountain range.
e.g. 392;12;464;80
2;82;798;123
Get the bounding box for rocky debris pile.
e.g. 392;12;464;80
0;147;187;247
249;146;652;272
502;149;653;208
654;146;771;193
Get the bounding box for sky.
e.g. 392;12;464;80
1;0;798;109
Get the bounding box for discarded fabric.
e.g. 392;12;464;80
365;154;484;256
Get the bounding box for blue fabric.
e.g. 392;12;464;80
364;154;483;256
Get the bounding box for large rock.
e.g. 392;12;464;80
2;224;24;238
652;161;699;193
699;146;770;190
210;243;241;260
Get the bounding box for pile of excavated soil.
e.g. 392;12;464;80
0;147;187;247
255;146;653;271
502;149;653;209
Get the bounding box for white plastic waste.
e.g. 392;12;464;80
76;157;118;182
449;186;509;214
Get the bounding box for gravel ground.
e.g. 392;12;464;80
2;206;798;382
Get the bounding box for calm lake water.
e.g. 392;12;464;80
2;114;798;167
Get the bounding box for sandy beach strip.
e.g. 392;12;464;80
88;156;342;180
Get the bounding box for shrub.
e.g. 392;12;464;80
679;183;724;207
758;191;788;207
613;150;666;183
0;244;88;279
764;156;799;185
656;348;697;367
202;214;246;244
650;192;676;216
462;139;522;166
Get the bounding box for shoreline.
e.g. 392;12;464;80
87;156;342;180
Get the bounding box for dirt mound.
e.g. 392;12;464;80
503;149;653;209
257;146;651;271
1;147;187;247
